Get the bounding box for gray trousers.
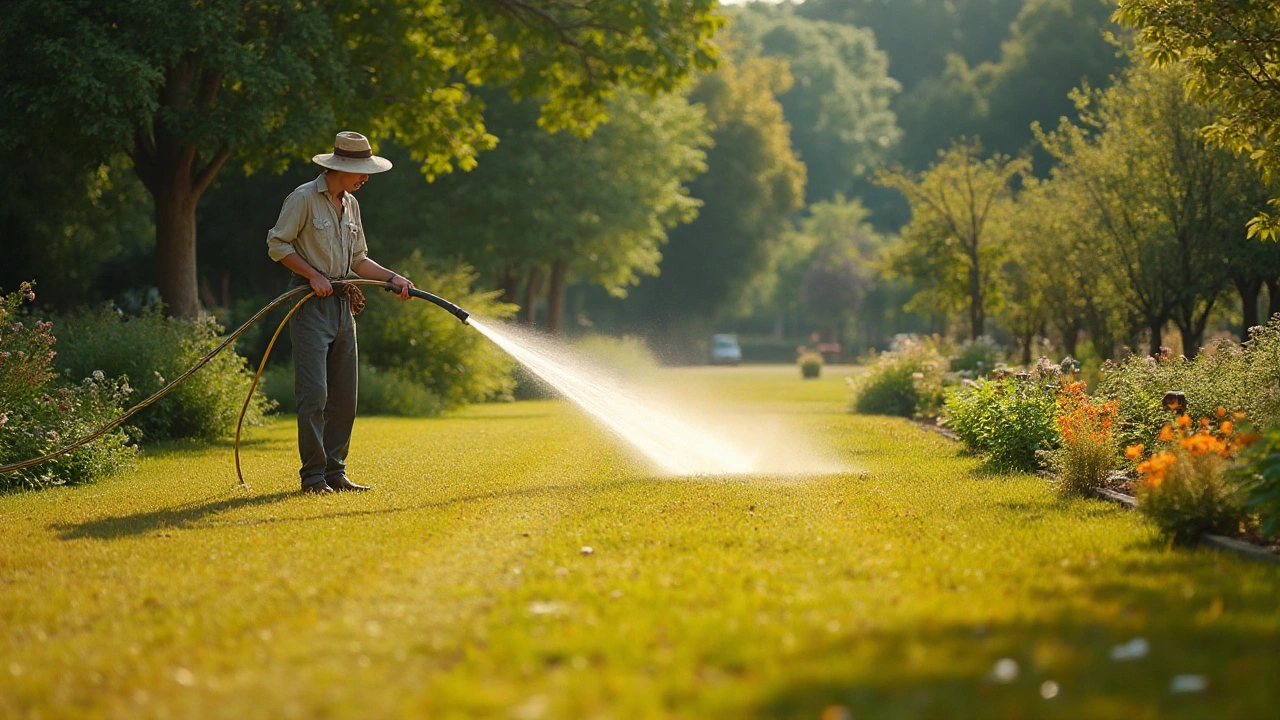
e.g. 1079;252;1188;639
290;292;358;488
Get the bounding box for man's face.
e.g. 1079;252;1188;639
330;170;370;194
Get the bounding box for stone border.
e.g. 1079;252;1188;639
1201;534;1280;565
1095;487;1137;509
1093;488;1279;565
913;419;959;441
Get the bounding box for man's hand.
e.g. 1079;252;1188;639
309;275;334;297
389;274;414;301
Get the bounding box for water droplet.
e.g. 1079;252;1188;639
992;658;1019;683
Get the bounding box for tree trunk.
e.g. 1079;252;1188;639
1059;325;1079;358
1267;277;1280;324
497;265;520;305
1236;277;1262;341
547;260;568;335
523;266;541;325
968;263;984;339
130;60;229;319
153;182;201;318
1149;317;1165;357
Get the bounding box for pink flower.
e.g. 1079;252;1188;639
25;292;35;301
48;351;56;360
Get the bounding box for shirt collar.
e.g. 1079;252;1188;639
314;173;352;209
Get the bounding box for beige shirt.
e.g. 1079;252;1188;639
266;174;369;278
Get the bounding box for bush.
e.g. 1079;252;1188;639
358;255;517;412
1097;318;1280;455
799;351;822;379
1230;423;1280;539
950;335;1003;375
260;362;451;418
54;305;271;442
850;335;947;417
1132;415;1249;543
944;374;1059;473
0;283;135;490
1046;382;1119;496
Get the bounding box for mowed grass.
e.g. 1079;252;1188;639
2;365;1278;719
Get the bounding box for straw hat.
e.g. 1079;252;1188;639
312;131;393;174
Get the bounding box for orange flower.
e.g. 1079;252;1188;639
1177;414;1191;428
1158;424;1175;442
1136;451;1176;487
1220;421;1233;435
1125;444;1145;460
1199;416;1211;429
1215;406;1227;418
1233;411;1247;420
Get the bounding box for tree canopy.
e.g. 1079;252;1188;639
730;4;900;202
0;0;722;316
1115;0;1280;240
625;51;806;358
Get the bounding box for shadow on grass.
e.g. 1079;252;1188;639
52;489;298;540
51;477;656;541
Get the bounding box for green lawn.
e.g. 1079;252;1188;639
2;365;1277;719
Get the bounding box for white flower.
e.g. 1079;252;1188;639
92;370;105;381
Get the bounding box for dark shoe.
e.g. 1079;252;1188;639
301;482;334;494
327;476;370;492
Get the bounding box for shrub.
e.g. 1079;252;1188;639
261;362;449;418
1046;382;1119;496
1097;318;1280;454
950;335;1003;375
357;366;445;417
1131;414;1250;543
0;283;135;490
944;375;1059;473
1230;423;1280;539
850;335;947;417
358;255;517;412
54;305;270;442
799;351;823;379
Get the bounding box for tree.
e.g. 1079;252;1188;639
1011;176;1127;359
880;139;1029;340
1037;60;1274;356
731;5;900;201
366;89;709;334
796;197;882;345
626;52;806;359
799;0;1025;94
1115;0;1280;240
895;0;1124;170
0;0;720;317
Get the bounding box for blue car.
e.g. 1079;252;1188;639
710;334;742;365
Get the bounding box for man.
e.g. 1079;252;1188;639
266;131;414;494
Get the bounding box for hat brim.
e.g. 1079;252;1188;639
312;153;393;174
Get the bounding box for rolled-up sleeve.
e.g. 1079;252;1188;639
266;191;305;262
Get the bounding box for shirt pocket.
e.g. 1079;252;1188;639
311;215;335;240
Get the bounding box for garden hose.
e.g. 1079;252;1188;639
0;279;470;486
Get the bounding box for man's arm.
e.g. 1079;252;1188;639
353;258;415;301
281;254;334;297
